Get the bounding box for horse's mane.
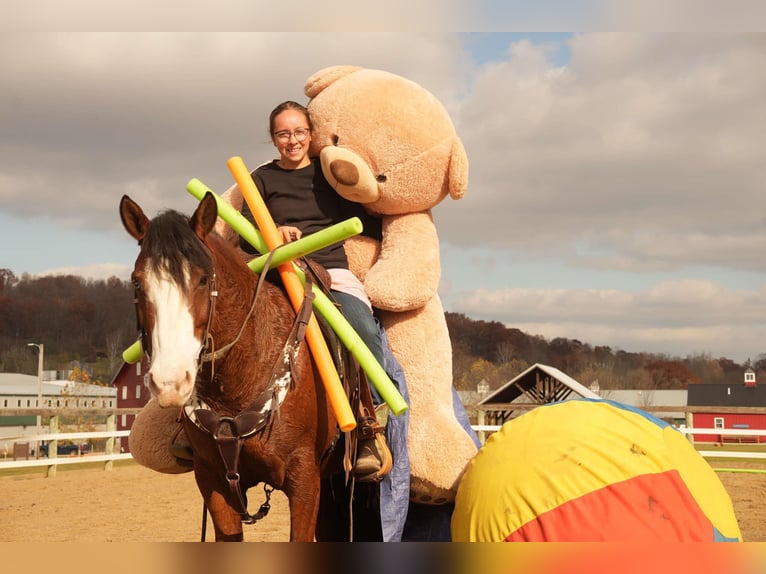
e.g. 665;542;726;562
143;210;213;284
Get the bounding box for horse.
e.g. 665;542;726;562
119;192;381;541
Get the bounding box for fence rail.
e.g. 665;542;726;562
2;424;764;476
1;413;130;476
470;424;766;461
1;429;132;474
0;452;134;469
0;394;117;410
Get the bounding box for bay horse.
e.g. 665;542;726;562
119;192;381;541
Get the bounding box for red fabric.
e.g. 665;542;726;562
506;470;715;542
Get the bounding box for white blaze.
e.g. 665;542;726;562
145;264;201;406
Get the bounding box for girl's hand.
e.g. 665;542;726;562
278;226;302;243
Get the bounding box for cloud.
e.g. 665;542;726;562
451;279;766;360
0;33;468;230
3;32;765;365
37;263;132;281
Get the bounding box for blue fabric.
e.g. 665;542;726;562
377;326;480;541
379;327;411;542
332;290;385;405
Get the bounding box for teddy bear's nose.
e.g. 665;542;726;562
329;159;359;186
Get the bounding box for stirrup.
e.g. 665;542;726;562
170;443;194;467
353;424;392;483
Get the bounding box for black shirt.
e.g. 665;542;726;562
240;157;382;269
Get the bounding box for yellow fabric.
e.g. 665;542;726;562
451;400;741;542
661;425;741;539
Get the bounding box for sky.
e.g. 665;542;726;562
2;31;766;363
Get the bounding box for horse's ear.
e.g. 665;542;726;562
190;192;218;241
120;195;150;242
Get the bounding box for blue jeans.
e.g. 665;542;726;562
331;290;384;406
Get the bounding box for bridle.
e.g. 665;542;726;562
132;242;325;535
131;246;257;373
181;248;318;529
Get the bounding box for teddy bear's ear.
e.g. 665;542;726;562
304;65;363;98
448;137;469;200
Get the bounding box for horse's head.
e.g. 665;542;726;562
120;193;219;408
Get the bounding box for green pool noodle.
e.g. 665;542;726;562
189;179;406;415
123;182;357;366
122;178;407;414
120;215;361;365
122;340;142;364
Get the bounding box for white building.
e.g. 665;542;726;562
0;372;116;454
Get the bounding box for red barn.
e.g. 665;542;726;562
110;357;151;453
687;371;766;444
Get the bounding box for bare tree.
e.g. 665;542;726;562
495;340;516;364
105;329;128;375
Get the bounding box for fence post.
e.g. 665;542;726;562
104;414;115;471
477;409;486;445
685;411;694;446
47;415;59;478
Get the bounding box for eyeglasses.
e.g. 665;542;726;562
273;128;311;142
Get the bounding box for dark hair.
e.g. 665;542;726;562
269;101;311;136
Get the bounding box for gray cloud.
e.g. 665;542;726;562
4;32;765;363
441;33;766;276
451;279;766;360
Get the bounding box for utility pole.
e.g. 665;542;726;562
27;343;44;435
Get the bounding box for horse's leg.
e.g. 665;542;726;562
316;473;383;541
194;471;244;542
205;489;245;541
316;474;348;541
284;466;322;542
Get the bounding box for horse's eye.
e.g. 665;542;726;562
132;278;141;290
376;174;387;182
199;275;208;287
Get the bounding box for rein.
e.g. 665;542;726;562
183;255;316;529
196;250;276;371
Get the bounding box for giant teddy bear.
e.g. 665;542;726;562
126;66;478;511
301;65;479;505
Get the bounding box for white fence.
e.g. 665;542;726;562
0;394;117;410
676;427;766;460
471;424;766;460
0;429;132;474
1;425;763;476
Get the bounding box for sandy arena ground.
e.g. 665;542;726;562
0;460;763;542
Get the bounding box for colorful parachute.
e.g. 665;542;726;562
451;399;741;542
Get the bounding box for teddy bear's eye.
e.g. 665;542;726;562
332;134;340;145
376;174;387;182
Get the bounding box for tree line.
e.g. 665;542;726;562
0;269;135;380
446;312;760;393
0;268;758;390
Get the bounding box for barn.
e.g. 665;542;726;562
474;363;599;437
686;369;766;444
110;356;151;453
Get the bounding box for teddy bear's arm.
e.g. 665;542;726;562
364;211;440;312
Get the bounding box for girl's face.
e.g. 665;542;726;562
271;109;312;169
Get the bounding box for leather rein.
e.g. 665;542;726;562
181;250;317;528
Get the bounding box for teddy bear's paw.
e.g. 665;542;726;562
409;478;456;506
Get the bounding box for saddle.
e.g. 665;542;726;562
300;256;392;484
174;255;392;483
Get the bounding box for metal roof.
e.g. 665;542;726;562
598;389;688;408
0;373;115;397
597;389;688;418
687;383;766;407
477;363;598;405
